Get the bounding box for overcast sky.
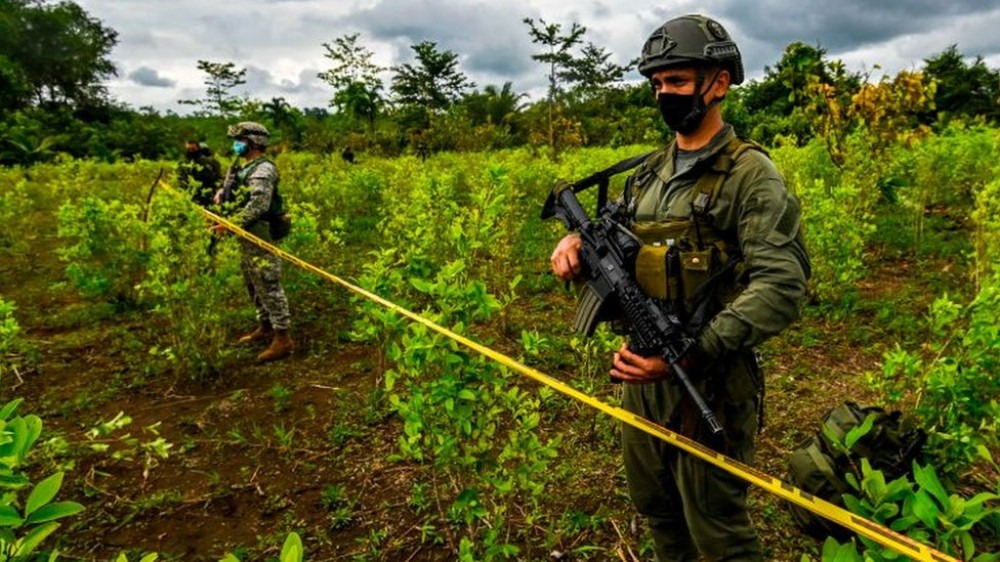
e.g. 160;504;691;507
76;0;1000;114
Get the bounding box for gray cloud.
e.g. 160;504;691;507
127;66;176;88
342;0;537;82
74;0;1000;112
715;0;993;52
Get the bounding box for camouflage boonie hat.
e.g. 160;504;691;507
227;121;270;148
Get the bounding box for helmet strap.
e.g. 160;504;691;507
679;67;723;132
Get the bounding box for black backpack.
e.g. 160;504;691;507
786;401;926;538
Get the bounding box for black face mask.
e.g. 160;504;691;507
657;92;706;135
655;70;723;135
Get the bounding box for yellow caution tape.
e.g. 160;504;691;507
156;179;957;562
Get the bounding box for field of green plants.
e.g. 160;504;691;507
0;123;998;561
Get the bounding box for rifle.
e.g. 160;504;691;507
142;168;165;223
218;156;241;206
542;181;723;436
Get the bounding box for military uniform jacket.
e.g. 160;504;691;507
224;157;280;239
628;125;810;411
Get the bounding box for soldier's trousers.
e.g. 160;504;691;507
239;239;290;330
623;382;762;562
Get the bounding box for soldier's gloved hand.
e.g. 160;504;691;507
610;342;671;383
550;234;583;281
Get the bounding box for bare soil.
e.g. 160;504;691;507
0;219;977;561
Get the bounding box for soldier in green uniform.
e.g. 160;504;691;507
178;139;222;208
211;121;294;362
550;14;810;562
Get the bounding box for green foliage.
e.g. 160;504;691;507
523;18;587;105
120;532;304;562
872;276;1000;477
0;299;27;384
138;195;245;377
737;42;861;146
390;42;474;115
772;137;874;311
56;197;149;305
902;124;998;251
828;460;1000;561
77;412;173;470
970;161;1000;286
316;32;386;144
179;60;248;118
0;399;85;560
320;485;355;530
924;45;1000;124
0;0;118;109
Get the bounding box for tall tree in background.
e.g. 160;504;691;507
0;0;118;110
317;32;385;143
923;45;1000;123
523;17;586;146
560;42;631;101
390;41;474;111
179;60;247;117
390;40;474;147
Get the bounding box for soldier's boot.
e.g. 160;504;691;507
258;330;294;362
238;320;273;345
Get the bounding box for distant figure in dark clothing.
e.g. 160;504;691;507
341;146;355;164
178;140;222;207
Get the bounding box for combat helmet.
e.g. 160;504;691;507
638;14;744;85
227;121;270;148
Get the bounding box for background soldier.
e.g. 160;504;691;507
211;121;294;362
178;140;221;207
340;145;355;164
550;14;810;562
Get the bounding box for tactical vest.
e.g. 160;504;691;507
232;156;283;224
629;137;766;328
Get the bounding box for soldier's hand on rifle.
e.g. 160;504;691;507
610;342;671;383
550;234;583;281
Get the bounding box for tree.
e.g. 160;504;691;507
317;33;384;95
560;42;631;101
461;82;526;127
179;60;247;117
523;17;586;146
390;41;474;111
737;42;859;144
0;0;118;110
317;33;386;142
923;45;1000;123
261;96;305;146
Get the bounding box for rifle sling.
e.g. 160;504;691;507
570;150;657;213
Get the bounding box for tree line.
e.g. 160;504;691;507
1;0;999;166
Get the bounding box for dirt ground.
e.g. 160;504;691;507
0;213;975;561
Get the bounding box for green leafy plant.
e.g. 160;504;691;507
56;196;149;306
320;485;355;530
824;460;1000;561
139;194;245;377
0;399;85;560
0;299;28;385
871;277;1000;478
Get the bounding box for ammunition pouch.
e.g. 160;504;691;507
631;221;740;320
